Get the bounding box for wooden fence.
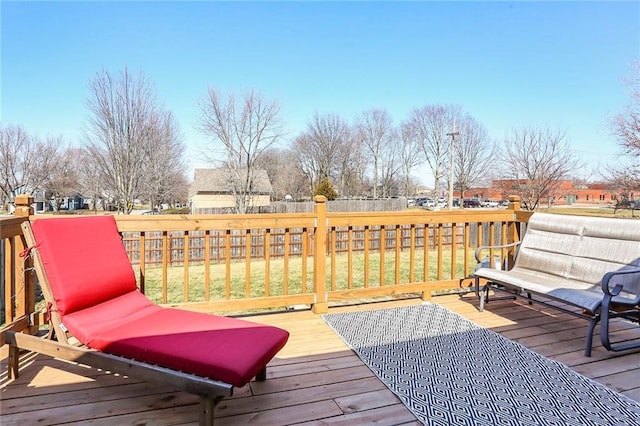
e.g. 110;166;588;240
195;197;409;215
120;222;500;267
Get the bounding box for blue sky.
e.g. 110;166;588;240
2;1;639;184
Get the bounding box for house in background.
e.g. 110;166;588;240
188;168;272;213
51;193;88;211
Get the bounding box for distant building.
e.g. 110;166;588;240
455;180;628;206
188;168;272;213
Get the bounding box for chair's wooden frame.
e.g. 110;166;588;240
6;221;266;426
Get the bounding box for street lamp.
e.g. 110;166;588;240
446;119;459;210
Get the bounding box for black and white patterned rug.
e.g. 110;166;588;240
323;303;640;425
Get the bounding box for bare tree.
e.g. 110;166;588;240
139;111;187;210
199;88;283;213
293;112;351;195
609;60;640;194
0;124;31;205
47;145;82;211
370;128;404;198
356;109;396;198
292;133;318;194
608;168;639;215
83;68;160;214
450;115;496;200
337;130;368;197
0;124;63;207
256;147;308;201
76;148;107;212
500;126;581;210
405;105;460;198
379;146;403;197
399;122;425;196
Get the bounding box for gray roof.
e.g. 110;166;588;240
189;168;272;197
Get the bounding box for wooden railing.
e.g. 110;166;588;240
1;195;531;338
1;195;38;339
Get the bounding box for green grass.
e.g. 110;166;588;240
546;206;637;218
139;249;477;305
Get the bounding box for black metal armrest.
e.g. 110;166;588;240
600;267;640;354
601;267;640;303
474;241;522;263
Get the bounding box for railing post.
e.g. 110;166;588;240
506;195;522;266
508;195;521;213
14;194;37;333
312;195;328;314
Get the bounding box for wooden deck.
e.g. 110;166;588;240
2;293;640;425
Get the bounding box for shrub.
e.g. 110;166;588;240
314;177;338;200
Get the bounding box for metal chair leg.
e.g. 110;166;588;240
584;316;599;357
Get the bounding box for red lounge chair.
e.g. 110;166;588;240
6;216;289;425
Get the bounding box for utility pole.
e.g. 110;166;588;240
446;120;459;210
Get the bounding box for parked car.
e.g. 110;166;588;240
416;197;435;208
616;200;638;210
481;199;499;208
462;198;481;208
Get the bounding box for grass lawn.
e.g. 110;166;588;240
547;205;637;218
140;249;477;306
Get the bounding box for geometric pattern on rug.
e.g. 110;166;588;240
323;304;640;426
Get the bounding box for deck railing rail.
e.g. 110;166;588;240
1;194;530;341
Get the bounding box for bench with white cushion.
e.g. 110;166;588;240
474;212;640;356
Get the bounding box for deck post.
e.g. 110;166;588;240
14;194;37;334
312;196;328;314
508;194;521;213
15;194;34;218
506;195;522;267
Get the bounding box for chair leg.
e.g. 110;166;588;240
7;343;20;380
256;366;267;382
199;396;216;426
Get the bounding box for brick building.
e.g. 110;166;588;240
456;180;632;206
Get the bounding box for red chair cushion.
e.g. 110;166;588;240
31;216;138;315
64;291;289;387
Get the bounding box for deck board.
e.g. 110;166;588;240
2;293;640;425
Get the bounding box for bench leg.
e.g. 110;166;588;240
479;285;489;312
584;317;599;357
